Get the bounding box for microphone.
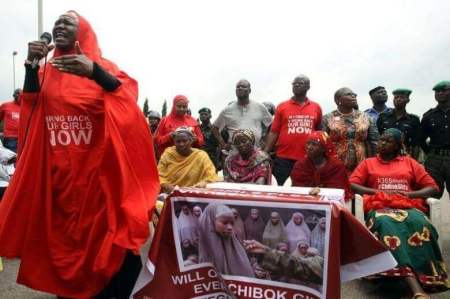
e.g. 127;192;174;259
32;32;52;69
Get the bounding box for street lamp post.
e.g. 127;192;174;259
38;0;43;37
12;51;17;90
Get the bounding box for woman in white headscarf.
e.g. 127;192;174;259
292;241;310;259
191;205;203;247
198;203;254;277
285;212;311;252
177;204;198;247
262;211;288;249
310;217;326;256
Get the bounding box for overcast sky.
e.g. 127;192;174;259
1;0;449;118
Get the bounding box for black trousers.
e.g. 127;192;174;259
272;157;296;186
94;251;142;299
424;155;450;198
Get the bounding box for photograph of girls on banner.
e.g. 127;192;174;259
172;198;330;294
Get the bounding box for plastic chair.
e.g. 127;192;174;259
353;194;443;248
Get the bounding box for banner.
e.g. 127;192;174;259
133;188;397;299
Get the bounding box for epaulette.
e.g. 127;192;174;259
422;107;437;118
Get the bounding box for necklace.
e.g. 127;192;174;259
336;108;354;116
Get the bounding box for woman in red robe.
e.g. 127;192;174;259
290;131;352;201
0;11;159;298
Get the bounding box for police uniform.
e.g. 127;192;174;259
420;81;450;198
198;107;220;169
377;88;421;159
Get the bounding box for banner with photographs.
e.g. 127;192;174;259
133;188;396;299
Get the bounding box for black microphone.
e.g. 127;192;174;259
32;32;52;69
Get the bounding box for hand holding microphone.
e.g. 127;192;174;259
27;32;54;68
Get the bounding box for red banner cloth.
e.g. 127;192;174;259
133;188;396;299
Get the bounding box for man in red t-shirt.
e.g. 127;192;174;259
264;75;322;185
0;88;21;152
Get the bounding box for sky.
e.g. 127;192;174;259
1;0;449;118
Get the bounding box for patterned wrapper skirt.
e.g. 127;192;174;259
366;208;450;289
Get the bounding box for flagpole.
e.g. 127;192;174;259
12;51;17;90
38;0;43;37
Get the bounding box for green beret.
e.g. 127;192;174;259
432;81;450;91
392;88;412;96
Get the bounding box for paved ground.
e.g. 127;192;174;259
1;194;450;299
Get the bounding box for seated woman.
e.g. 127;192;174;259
154;95;204;156
350;128;449;299
223;129;271;185
158;127;218;194
290;131;352;201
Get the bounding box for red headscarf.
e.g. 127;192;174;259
306;131;337;158
291;131;353;201
0;11;159;298
154;94;204;155
167;94;198;126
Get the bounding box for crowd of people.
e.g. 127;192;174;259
0;9;449;299
148;75;450;299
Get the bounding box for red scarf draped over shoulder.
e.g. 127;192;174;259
291;131;352;201
291;157;353;201
0;11;159;298
154;95;204;155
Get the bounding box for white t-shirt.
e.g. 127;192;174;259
213;100;273;144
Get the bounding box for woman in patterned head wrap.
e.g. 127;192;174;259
223;129;271;184
158;126;218;193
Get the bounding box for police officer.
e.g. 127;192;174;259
377;88;420;159
198;107;220;170
420;81;450;198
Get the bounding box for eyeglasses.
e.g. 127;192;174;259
342;92;357;97
292;82;309;86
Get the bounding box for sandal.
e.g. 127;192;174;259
412;292;430;299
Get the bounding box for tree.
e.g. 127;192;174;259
143;98;150;117
161;99;167;117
